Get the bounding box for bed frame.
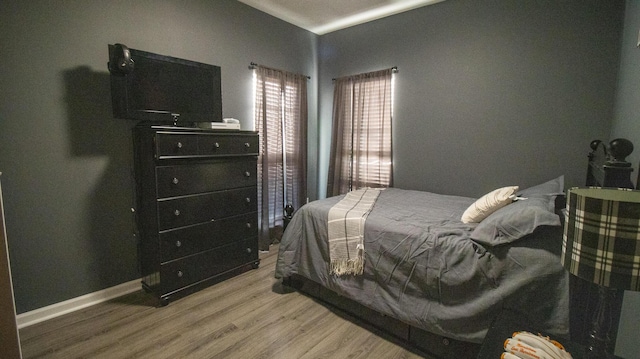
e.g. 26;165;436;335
283;274;481;358
572;137;636;355
283;138;636;358
585;138;635;189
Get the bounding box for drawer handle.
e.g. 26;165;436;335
245;198;251;203
176;142;183;149
244;142;250;148
246;248;252;254
174;209;181;216
214;142;220;149
244;171;251;177
172;177;179;185
246;222;252;228
177;270;183;278
175;240;182;247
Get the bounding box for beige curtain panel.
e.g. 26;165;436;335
327;68;394;197
254;65;308;249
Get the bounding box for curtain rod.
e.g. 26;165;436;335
332;66;398;82
249;62;311;79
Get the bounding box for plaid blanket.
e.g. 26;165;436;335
327;188;383;275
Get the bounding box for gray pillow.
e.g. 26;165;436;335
470;188;562;246
519;175;564;198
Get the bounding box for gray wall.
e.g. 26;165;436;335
0;0;317;313
317;0;624;198
612;1;640;179
611;2;640;358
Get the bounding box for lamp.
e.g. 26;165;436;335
562;187;640;358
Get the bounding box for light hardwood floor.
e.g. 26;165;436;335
19;246;432;359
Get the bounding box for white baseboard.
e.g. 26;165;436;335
16;278;141;329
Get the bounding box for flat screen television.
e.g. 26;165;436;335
108;44;222;124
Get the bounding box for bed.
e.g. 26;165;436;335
275;176;570;357
273;138;637;358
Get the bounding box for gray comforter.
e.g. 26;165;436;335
275;188;569;343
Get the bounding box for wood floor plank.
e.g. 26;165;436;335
204;294;331;358
19;245;435;359
224;304;340;359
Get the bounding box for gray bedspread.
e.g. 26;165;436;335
275;188;569;343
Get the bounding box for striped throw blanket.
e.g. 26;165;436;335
328;188;383;276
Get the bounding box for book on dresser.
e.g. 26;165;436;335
133;124;260;305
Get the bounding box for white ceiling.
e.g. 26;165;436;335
237;0;446;35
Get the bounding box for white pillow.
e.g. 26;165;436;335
461;186;519;223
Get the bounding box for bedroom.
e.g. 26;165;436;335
0;0;639;357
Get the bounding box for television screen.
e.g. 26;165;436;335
109;44;222;124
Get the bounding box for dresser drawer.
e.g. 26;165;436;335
160;238;258;294
155;132;258;158
159;212;257;262
157;186;257;230
156;159;256;198
155;133;199;157
198;133;258;156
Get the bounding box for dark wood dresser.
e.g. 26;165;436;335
134;125;260;305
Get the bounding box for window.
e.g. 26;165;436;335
254;66;307;249
327;68;394;196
